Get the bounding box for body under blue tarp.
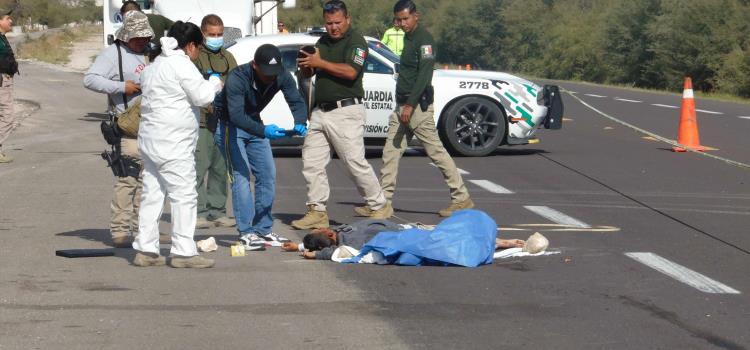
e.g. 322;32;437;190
345;209;498;267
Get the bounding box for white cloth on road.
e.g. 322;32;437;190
493;247;561;259
331;245;387;264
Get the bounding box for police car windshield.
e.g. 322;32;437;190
368;41;400;64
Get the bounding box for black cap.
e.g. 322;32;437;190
254;44;283;76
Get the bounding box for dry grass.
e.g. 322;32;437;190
17;25;99;65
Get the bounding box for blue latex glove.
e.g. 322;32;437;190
293;124;308;137
264;124;286;140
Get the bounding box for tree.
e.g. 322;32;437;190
645;0;743;91
600;0;660;86
433;0;506;70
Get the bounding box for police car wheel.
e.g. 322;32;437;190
438;97;506;157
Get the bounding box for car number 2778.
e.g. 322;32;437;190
459;81;490;89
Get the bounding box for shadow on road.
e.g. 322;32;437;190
274;212;344;228
484;148;548;157
271;147;386;159
337;201;437;216
56;228;110;245
271;146;547;159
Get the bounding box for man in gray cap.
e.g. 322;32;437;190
0;6;17;163
84;10;154;248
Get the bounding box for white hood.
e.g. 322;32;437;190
160;36;183;57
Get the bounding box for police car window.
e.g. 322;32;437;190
365;55;393;74
368;41;400;64
279;47;300;72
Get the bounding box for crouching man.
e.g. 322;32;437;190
214;44;308;251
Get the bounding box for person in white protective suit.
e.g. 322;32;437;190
132;21;223;268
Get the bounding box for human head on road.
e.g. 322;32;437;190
166;21;203;61
0;7;12;34
252;44;283;85
393;0;419;34
302;228;337;252
116;10;154;54
322;0;350;40
200;14;225;52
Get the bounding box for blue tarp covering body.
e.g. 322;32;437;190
346;209;498;267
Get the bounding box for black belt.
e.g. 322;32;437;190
318;97;362;112
396;93;409;104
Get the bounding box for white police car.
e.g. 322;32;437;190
227;32;563;157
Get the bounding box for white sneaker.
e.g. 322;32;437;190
239;233;266;251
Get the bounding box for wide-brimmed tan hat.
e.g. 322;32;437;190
115;10;154;42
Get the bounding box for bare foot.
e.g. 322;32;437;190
496;239;525;249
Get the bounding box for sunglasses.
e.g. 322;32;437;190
323;1;346;11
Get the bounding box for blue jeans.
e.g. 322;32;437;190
215;120;276;236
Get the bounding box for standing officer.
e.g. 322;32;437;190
84;11;154;247
380;22;404;56
0;6;17;163
294;0;392;230
193;14;237;229
373;0;474;217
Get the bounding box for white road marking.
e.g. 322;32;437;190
625;252;741;294
652;104;679;109
585;94;607;98
430;162;469;175
567;91;750;170
614;98;642;103
523;206;591;228
468;180;514;194
738;116;750;120
696;109;723;115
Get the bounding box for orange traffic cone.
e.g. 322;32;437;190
672;77;706;152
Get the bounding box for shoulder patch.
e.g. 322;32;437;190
353;47;367;66
420;45;434;59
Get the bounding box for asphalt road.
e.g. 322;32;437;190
0;62;749;349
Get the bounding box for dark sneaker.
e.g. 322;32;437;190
133;252;166;267
438;198;475;217
239;233;267;251
169;255;215;268
260;232;291;247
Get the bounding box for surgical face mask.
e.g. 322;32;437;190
205;36;224;51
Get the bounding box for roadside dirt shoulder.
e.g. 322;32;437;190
65;32;103;72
